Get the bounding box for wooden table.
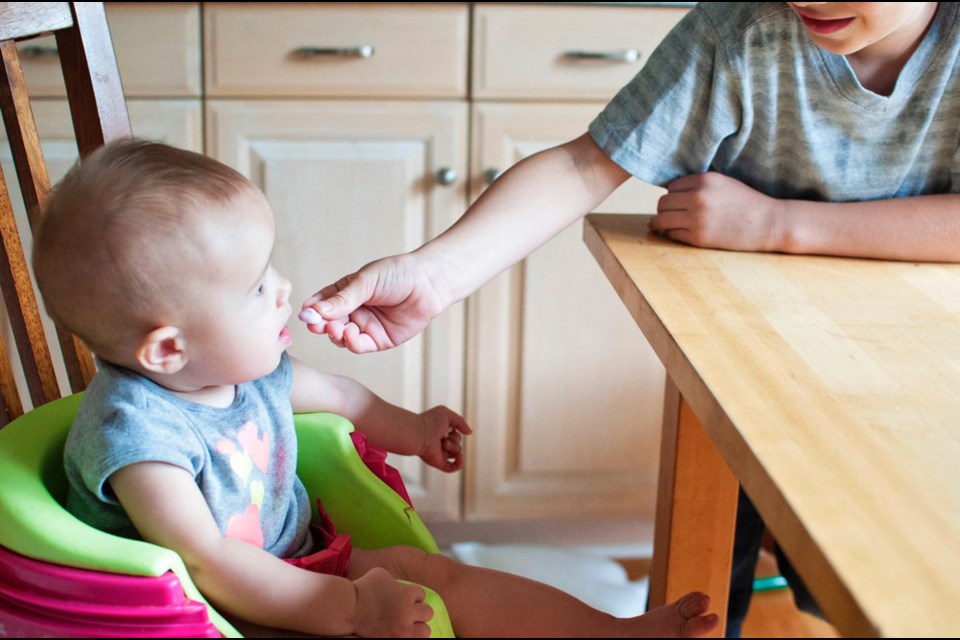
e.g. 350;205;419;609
583;214;960;638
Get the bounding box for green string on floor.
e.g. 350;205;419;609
753;575;789;592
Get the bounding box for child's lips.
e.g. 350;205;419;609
278;325;292;346
799;14;855;35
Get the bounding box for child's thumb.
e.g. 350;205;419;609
302;281;366;321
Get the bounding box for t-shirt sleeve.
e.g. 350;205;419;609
588;6;742;187
68;392;203;506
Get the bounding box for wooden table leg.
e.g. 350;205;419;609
649;378;739;637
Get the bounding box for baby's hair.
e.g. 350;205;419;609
33;138;255;359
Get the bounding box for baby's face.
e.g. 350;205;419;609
182;189;294;386
788;2;935;57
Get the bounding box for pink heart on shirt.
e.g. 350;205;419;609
225;504;264;548
237;421;270;474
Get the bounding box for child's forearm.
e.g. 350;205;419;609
290;358;426;455
779;194;960;262
186;536;360;635
334;379;425;455
416;133;630;307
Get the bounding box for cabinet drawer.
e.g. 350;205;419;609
473;4;689;101
16;3;201;98
204;3;469;98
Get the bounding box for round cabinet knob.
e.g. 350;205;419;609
484;168;503;185
435;167;458;186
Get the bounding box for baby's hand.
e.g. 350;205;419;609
417;405;472;473
353;567;433;638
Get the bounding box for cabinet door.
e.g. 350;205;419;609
207;100;468;520
0;100;202;407
465;102;666;521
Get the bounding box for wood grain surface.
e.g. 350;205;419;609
584;213;960;637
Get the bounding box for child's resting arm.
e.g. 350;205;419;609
289;356;471;471
302;133;631;354
109;461;433;636
650;172;960;262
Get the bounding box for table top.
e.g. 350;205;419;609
583;214;960;637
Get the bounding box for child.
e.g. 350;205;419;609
32;139;719;638
299;2;960;635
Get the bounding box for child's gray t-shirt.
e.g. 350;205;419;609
589;2;960;201
64;352;313;559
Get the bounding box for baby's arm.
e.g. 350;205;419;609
109;461;433;637
651;172;960;262
289;356;471;472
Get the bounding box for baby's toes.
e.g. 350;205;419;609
682;612;720;638
676;591;711;619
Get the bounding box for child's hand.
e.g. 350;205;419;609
353;567;433;637
650;172;783;253
300;252;447;354
417;405;472;472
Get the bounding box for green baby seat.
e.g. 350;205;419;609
0;393;454;637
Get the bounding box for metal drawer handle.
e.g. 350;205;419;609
562;48;641;64
19;45;59;58
292;45;375;60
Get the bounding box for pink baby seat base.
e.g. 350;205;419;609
0;544;220;637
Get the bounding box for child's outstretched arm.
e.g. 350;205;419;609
650;172;960;262
110;461;434;637
300;133;631;353
289;356;471;472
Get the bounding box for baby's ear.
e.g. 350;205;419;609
136;326;188;374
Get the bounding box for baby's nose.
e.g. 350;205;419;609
278;276;292;305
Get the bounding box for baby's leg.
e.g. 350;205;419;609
348;547;719;638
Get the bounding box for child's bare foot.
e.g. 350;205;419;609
633;592;720;638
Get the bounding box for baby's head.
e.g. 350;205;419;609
34;139;293;386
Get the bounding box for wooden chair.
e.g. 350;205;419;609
0;5;454;637
0;1;129;426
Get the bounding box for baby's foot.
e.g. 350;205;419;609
635;591;720;638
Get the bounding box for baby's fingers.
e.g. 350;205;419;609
443;436;462;456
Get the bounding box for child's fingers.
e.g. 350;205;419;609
650;210;691;232
665;172;709;193
663;228;696;246
656;191;692;214
325;320;346;344
429;405;473;435
308;275;369;320
443;453;463;472
448;410;473;435
443;437;462;455
340;318;387;354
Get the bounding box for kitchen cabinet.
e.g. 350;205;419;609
465;5;687;521
3;2;692;531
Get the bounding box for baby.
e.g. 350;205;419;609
33;139;718;637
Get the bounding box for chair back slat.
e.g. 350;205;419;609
0;41;52;228
0;2;131;420
56;3;131;153
0;39;95;395
0;3;72;42
0;329;22;425
0;160;59;415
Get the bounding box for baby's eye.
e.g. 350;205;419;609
255;283;265;296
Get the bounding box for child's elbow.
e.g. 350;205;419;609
561;133;631;196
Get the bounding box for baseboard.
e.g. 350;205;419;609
424;517;655;553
